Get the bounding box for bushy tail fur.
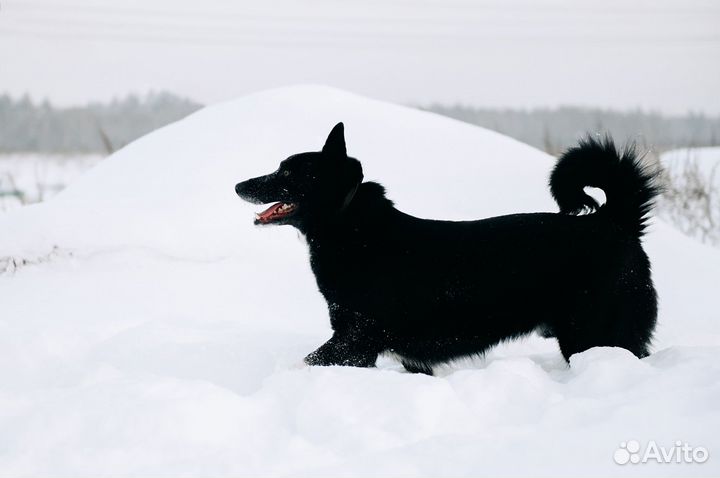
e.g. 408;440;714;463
550;136;661;237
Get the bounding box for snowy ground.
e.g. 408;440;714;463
0;86;718;477
0;154;103;211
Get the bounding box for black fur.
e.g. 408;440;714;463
235;124;659;375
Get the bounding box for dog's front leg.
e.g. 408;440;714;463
304;331;378;368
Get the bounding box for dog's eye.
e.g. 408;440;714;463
282;170;291;177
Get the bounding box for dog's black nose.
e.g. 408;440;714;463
235;183;243;196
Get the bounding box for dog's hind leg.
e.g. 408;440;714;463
554;281;657;361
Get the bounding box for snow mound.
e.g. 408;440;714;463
1;86;719;476
0;85;550;259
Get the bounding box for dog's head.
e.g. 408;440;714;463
235;122;364;228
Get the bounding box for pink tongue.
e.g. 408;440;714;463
258;202;283;221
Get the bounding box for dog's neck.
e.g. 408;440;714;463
300;182;394;240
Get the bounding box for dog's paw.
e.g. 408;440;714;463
303;350;327;366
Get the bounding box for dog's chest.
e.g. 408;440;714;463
306;234;372;297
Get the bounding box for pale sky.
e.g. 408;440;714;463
1;0;719;114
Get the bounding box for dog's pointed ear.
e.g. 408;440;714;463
322;122;346;158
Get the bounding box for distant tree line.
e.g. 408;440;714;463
2;91;719;155
0;92;201;154
422;105;720;155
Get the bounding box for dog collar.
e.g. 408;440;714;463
339;181;360;213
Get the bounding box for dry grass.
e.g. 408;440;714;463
655;150;720;246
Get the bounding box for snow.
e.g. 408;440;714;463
0;154;103;211
0;86;718;476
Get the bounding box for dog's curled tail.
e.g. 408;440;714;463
549;135;661;237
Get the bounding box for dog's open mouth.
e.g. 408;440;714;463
254;202;297;224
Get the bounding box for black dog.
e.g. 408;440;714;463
235;123;659;374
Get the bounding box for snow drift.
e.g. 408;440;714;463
0;86;718;477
